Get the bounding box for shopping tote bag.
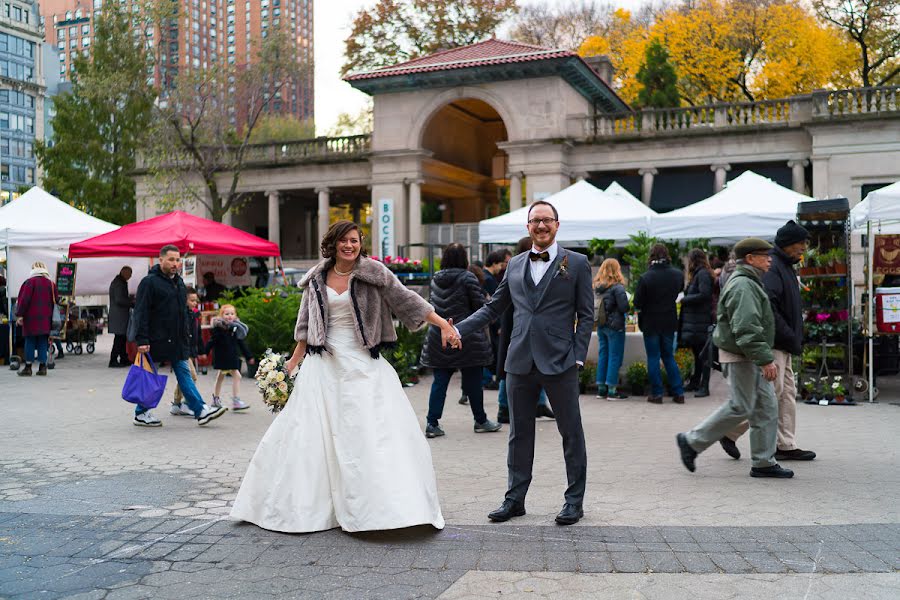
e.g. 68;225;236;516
122;353;168;409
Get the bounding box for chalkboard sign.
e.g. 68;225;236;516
56;261;77;296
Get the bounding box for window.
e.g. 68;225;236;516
82;37;90;47
14;6;22;21
82;24;90;35
59;52;65;62
58;29;65;40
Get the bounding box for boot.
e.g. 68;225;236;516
36;363;48;376
18;364;32;377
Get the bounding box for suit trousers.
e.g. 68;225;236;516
506;365;586;506
686;362;777;468
725;350;797;450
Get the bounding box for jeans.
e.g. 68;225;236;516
482;367;494;386
24;335;49;364
427;367;487;425
596;326;626;388
498;378;549;408
136;359;205;417
643;332;684;397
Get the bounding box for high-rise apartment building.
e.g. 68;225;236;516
39;0;313;122
0;0;45;202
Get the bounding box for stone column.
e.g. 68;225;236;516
406;178;424;260
639;168;657;207
266;189;280;248
711;163;731;193
508;172;523;212
316;187;330;244
788;159;809;194
303;209;314;258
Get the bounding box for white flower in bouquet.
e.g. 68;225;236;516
275;371;285;382
278;381;288;392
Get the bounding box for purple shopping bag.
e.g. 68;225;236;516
122;353;168;409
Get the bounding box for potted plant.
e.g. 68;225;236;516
626;361;648;396
831;247;847;274
799;247;817;276
831;375;847;403
578;362;597;394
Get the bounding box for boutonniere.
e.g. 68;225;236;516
556;254;570;279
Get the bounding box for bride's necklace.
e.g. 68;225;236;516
333;264;353;276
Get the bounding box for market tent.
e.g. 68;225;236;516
478;180;655;244
850;181;900;233
652;171;815;242
69;211;281;257
0;187;145;296
605;181;642;205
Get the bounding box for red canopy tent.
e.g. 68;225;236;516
69;211;280;257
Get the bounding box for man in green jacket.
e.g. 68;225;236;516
676;238;794;479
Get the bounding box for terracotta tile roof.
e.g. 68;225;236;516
345;38;575;81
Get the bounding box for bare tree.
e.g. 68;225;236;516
508;0;614;50
146;24;309;222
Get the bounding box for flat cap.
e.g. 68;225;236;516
733;237;773;258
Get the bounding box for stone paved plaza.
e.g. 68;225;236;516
1;334;898;599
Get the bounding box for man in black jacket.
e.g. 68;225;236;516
724;221;816;461
129;245;227;427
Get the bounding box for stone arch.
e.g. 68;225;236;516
409;86;521;150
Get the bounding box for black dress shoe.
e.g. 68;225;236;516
555;503;583;525
750;464;794;478
647;396;663;404
719;437;741;460
774;448;816;461
488;499;526;522
672;395;685;404
536;404;555;419
497;406;510;424
676;433;697;472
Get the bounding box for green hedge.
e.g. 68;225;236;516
222;287;302;358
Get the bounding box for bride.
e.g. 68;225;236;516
230;220;455;533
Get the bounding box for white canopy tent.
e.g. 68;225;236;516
848;180;900;403
0;187;145;298
478;180;656;244
605;181;642;205
652;171;815;242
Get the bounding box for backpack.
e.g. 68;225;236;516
594;287;610;327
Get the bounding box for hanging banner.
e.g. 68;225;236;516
196;255;252;287
379;198;395;258
182;256;197;288
55;261;77;297
874;235;900;275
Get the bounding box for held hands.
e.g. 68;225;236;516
761;362;778;382
440;317;462;350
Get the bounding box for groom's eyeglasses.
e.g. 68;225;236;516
527;218;558;226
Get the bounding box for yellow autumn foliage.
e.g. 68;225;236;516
577;0;863;107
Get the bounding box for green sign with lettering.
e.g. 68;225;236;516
56;261;77;296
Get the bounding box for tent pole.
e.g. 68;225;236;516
868;221;874;403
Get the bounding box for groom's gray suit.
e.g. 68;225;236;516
456;245;594;506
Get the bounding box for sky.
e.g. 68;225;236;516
313;0;650;135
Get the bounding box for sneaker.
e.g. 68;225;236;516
170;403;194;416
676;433;697;473
458;395;469;405
474;419;502;433
232;398;250;411
133;411;162;427
750;464;794;478
596;384;608;399
17;364;32;377
607;389;629;400
425;424;445;438
211;395;222;408
197;404;228;426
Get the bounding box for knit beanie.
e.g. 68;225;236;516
774;220;810;248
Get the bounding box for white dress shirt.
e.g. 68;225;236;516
528;242;558;285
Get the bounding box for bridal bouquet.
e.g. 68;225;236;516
255;349;294;412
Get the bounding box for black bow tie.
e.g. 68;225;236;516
529;251;550;262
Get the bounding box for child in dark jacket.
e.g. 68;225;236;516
171;288;202;416
204;304;255;411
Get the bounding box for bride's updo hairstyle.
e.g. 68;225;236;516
320;220;368;260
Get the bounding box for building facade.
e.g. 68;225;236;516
39;0;313;121
0;0;44;203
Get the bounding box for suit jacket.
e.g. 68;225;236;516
456;246;593;376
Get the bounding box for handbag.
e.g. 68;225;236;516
51;303;62;331
122;353;168;409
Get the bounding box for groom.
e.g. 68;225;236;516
447;200;593;525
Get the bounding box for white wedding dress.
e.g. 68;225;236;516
230;286;445;533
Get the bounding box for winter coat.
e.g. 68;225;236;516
594;283;629;332
294;257;434;358
130;264;190;364
713;264;775;366
15;275;58;337
108;275;132;336
633;261;684;335
420;268;493;369
204;318;253;370
762;247;804;356
187;308;201;358
679;268;714;347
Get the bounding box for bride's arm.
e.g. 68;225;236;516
285;341;307;374
424;311;460;349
